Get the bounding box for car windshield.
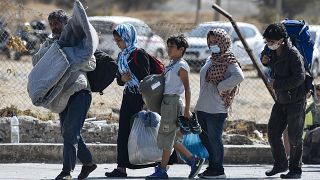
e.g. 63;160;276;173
186;25;231;37
90;20;114;34
310;30;317;42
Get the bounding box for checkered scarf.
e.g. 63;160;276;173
205;28;240;108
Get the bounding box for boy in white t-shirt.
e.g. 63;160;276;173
146;34;205;179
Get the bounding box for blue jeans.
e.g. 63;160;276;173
197;111;227;173
59;90;93;172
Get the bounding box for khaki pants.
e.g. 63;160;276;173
157;94;182;150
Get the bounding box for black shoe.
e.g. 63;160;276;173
55;171;72;180
198;169;226;179
265;166;288;176
105;169;127;178
78;164;97;179
177;116;191;135
189;112;202;134
280;171;302;179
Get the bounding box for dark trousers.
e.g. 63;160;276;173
117;90;156;169
59;90;93;172
268;99;306;173
197;111;227;173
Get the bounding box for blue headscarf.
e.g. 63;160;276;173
115;23;140;93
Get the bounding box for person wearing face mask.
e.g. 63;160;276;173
194;28;244;179
261;23;306;179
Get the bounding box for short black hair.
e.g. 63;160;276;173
167;34;189;55
48;9;68;24
263;23;288;40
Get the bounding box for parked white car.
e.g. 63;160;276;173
184;21;265;71
309;25;320;77
88;16;166;59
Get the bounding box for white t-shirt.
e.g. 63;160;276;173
164;59;190;95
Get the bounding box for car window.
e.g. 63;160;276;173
242;27;256;38
186;25;231;37
90;20;114;34
310;30;316;42
229;26;256;41
127;21;152;36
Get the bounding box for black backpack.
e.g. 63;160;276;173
87;50;118;95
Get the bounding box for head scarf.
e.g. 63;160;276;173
205;28;240;108
115;23;140;93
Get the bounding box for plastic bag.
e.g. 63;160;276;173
180;133;209;161
128;111;162;165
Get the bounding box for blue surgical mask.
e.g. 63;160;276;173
210;45;221;54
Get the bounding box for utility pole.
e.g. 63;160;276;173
195;0;201;25
214;0;221;21
276;0;282;22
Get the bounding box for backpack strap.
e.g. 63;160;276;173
133;48;140;66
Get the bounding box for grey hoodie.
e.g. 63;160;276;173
195;57;244;114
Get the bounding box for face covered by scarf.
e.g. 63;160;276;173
205;28;240;108
115;23;140;93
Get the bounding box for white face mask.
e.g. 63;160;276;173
210;45;221;54
267;39;282;50
267;43;280;50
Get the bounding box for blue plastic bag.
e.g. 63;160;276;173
180;133;209;161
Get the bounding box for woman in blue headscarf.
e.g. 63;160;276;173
105;23;155;177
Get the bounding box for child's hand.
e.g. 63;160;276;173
184;111;192;119
121;72;131;82
261;55;270;65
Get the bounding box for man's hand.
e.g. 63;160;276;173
267;79;274;89
121;72;131;82
307;90;313;99
261;55;270;65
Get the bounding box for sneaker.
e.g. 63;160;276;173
78;164;97;179
188;156;205;178
198;169;226;179
55;171;72;180
178;116;191;135
189;112;202;134
146;165;169;179
265;165;288;176
105;168;127;178
280;171;302;179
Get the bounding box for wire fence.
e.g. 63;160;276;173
0;1;274;124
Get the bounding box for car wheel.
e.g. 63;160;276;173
155;49;164;58
311;59;319;77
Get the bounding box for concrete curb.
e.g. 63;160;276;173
0;143;273;164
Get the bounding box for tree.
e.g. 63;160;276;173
257;0;317;22
114;0;169;12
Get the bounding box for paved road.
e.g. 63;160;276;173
0;163;319;180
